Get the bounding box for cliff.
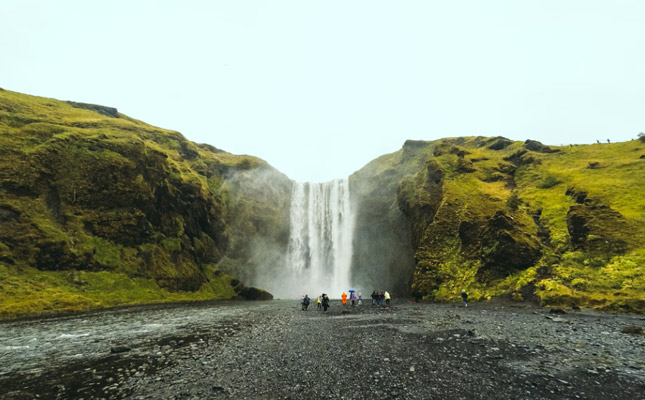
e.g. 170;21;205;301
351;136;645;312
0;90;291;318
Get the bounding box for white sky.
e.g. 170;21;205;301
1;1;644;182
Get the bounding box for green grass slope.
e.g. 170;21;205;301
0;89;287;319
393;137;645;311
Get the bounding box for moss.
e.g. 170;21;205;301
0;89;290;319
0;265;238;319
86;236;122;268
381;136;645;311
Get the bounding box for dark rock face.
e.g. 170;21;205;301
567;203;629;254
456;157;476;173
231;279;274;300
565;187;588;204
398;160;445;247
476;211;541;279
504;150;540;166
488;138;512;150
523;139;559;153
350;145;420;295
66;101;119;118
0;206;19;222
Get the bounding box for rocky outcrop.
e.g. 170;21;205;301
567;203;630;254
66;101;119;118
477;211;541;279
523;139;559;153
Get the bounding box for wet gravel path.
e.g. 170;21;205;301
1;300;644;399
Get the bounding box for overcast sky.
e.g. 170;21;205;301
2;1;644;182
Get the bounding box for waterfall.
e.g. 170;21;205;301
285;179;355;298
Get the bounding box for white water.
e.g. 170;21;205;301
283;179;355;299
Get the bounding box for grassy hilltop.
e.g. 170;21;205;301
0;89;291;319
353;136;645;312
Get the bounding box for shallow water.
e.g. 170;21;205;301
0;301;261;378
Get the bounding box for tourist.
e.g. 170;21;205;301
461;289;468;307
384;291;391;307
358;292;362;306
341;292;348;305
322;293;330;313
371;290;377;305
317;296;322;311
301;294;310;311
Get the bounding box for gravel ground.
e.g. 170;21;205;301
2;300;644;399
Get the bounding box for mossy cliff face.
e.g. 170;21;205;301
0;90;289;318
353;137;645;312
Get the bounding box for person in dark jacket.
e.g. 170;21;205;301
322;294;330;313
461;289;468;307
371;290;377;305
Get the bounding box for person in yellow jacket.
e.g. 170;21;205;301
384;291;391;306
317;296;322;311
341;291;347;305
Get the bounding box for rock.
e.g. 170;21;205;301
546;316;567;322
566;203;629;254
503;150;540;166
110;346;131;354
456;157;476;173
66;101;119;118
234;283;274;300
488;138;513;150
477;211;542;279
549;308;566;315
523;139;559;153
621;325;643;334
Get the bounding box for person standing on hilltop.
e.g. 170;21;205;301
461;289;468;307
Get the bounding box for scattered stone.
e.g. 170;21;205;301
621;325;643;334
110;346;131;354
546;316;567;322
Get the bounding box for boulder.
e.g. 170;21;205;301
488;138;513;150
523;139;559;153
